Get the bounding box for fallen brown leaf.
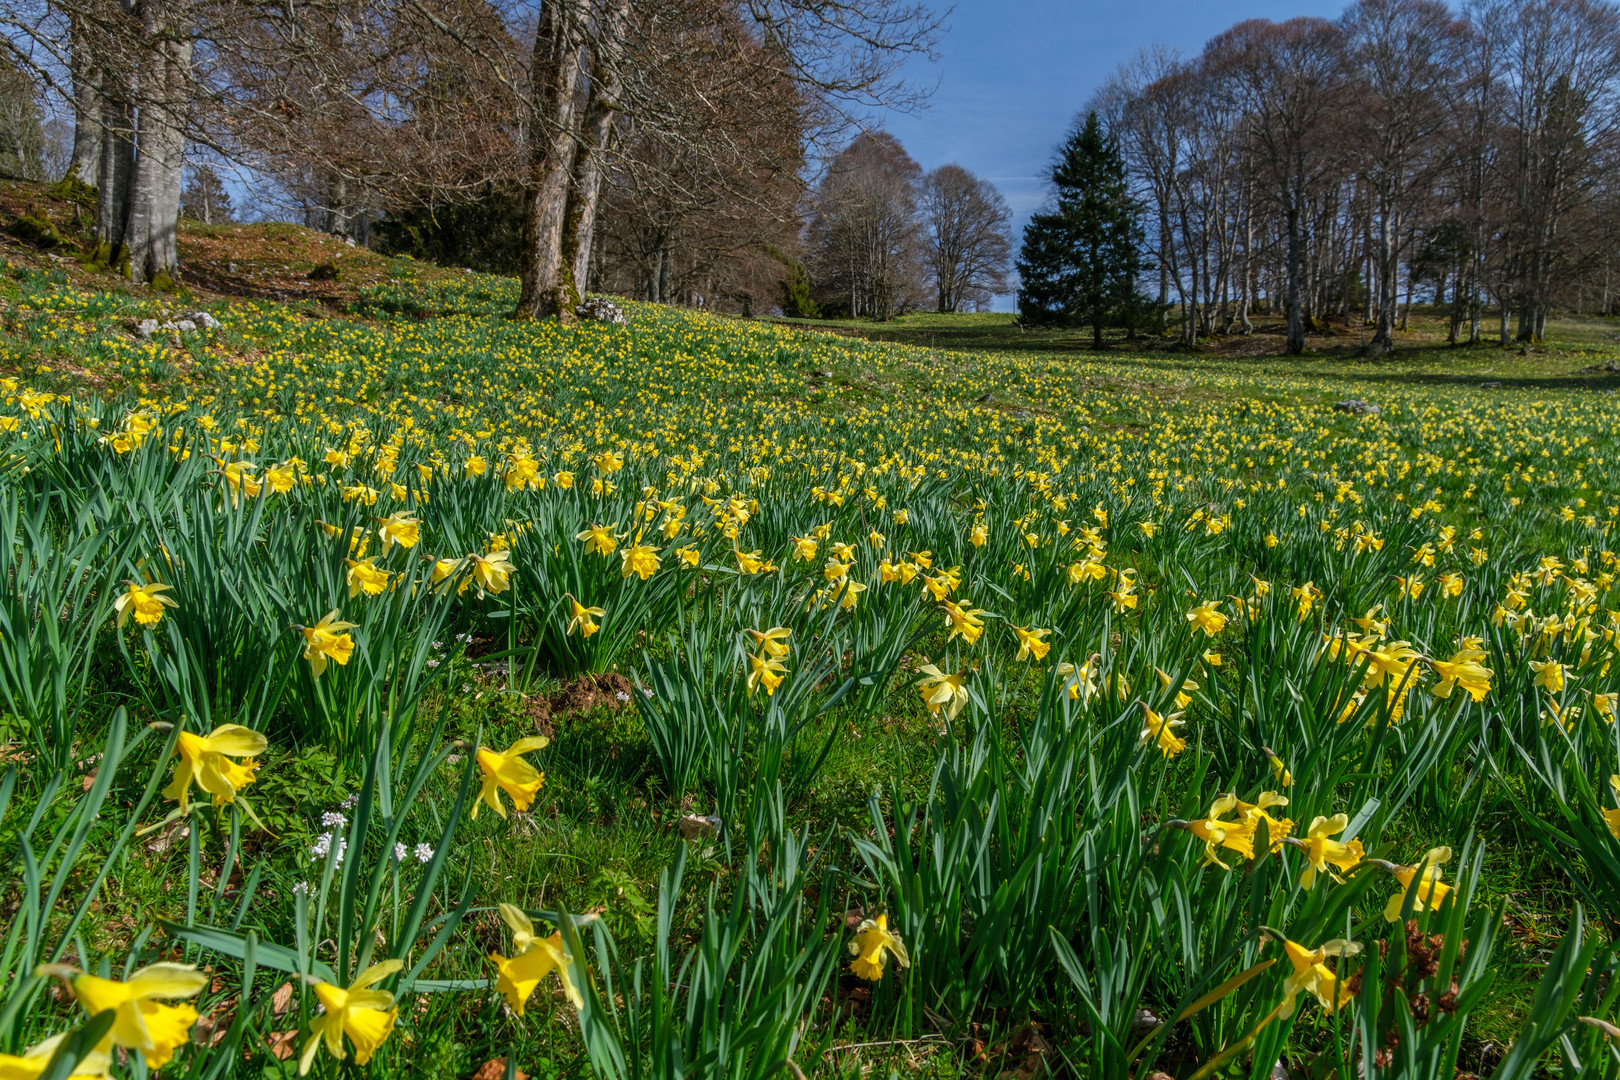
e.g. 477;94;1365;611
264;1030;299;1061
470;1056;528;1080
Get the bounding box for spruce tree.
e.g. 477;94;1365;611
181;166;235;226
1016;112;1146;346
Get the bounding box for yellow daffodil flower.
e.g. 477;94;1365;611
563;595;605;638
576;523;619;557
1530;658;1567;694
1296;813;1363;887
917;664;970;720
345;556;390;598
1280;938;1360;1017
489;903;582;1016
1012;625;1050;661
1183;794;1258;869
745;627;792;658
468;550;515;597
620;542;660;581
163;724;267;812
377;512;420;552
473;737;550;819
301;610;358;678
1383;847;1454;921
848;914;909;981
0;1032;110;1079
1430;649;1492;702
298;959;403;1075
746;652;787;697
66;963;207;1069
115;581;177;628
942;599;986;645
1186;601;1226;637
1138;703;1186;758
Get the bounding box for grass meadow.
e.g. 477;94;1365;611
3;242;1620;1079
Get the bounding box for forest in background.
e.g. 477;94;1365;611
0;0;1614;345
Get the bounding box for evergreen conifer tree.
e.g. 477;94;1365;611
1016;112;1146;346
181;166;234;225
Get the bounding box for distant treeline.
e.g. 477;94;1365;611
1091;0;1620;353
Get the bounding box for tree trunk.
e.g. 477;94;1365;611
67;19;104;187
123;18;191;284
1284;189;1305;355
1367;198;1394;354
514;0;589;321
1156;201;1171;328
94;92;134;263
563;0;629;310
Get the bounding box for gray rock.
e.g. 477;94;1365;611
168;319;197;333
576;296;627;323
133;319;160;338
1332;399;1381;416
677;814;721;840
186;311;222;330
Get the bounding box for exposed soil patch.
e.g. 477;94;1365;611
527;671;636;736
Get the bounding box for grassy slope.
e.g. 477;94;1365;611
0;181;1614;1075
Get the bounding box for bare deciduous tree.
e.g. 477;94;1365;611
1206;17;1344;355
919;163;1011;312
805;130;924;319
1099;0;1620;353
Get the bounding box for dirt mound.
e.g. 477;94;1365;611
528;672;636;735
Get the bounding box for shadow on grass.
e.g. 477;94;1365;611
785;317;1620;393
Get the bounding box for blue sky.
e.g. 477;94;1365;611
880;0;1348;309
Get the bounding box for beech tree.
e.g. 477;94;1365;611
1206;17;1344;355
492;0;944;320
919;163;1011;312
805;131;925;319
1097;0;1620;353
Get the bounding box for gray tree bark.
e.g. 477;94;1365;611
514;0;589;320
94;93;133;258
122;11;191;284
563;0;630;308
67;18;104;187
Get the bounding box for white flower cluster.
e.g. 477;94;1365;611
392;842;436;863
310;830;347;864
311;804;434;866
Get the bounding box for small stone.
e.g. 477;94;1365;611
1130;1008;1163;1036
134;319;159;338
187;311;222;330
1332;399;1380;416
677;813;721;840
576;296;627;323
